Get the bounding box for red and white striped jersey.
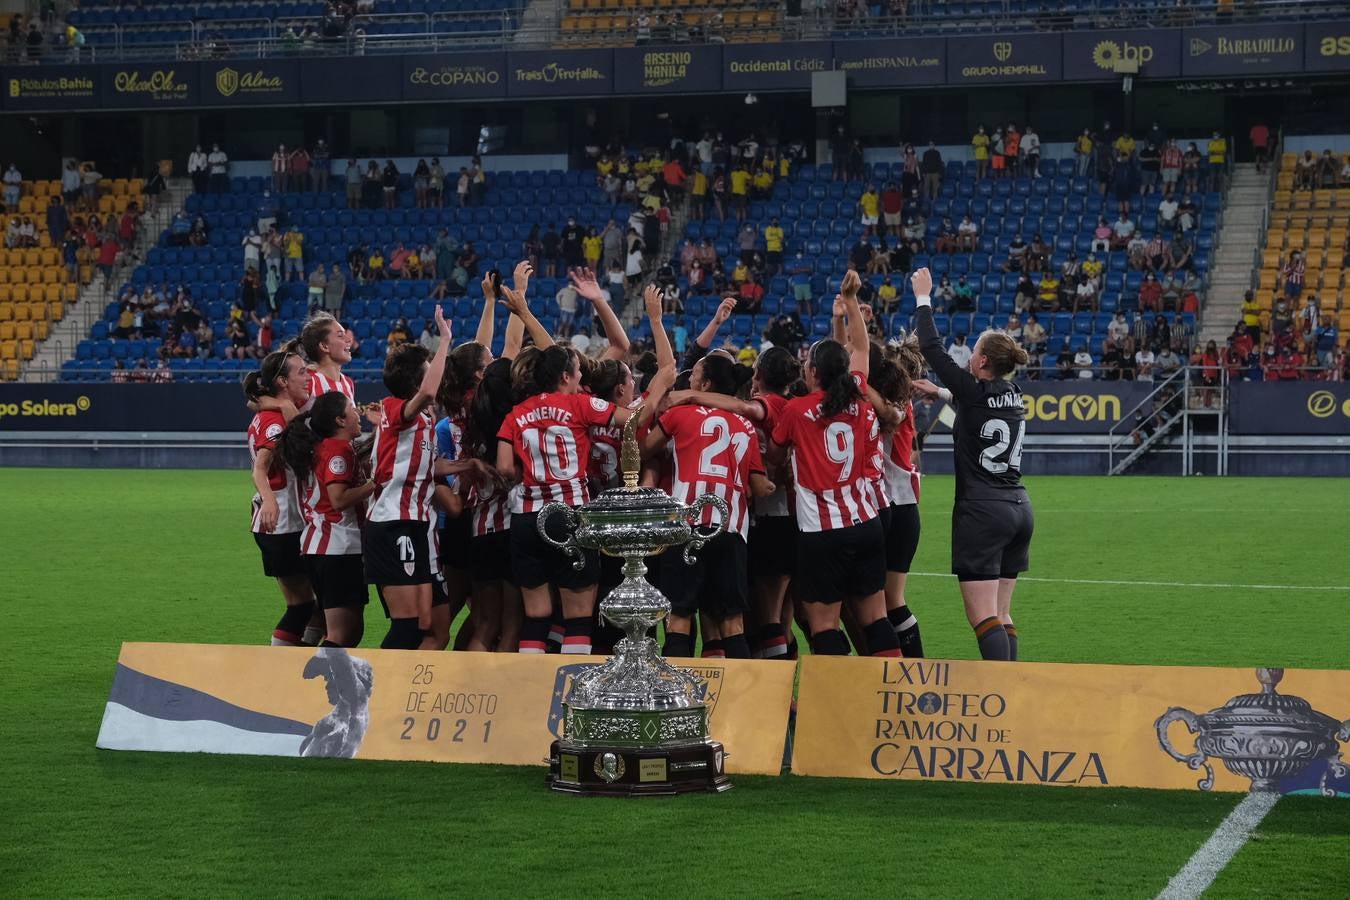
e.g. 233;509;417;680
470;479;513;536
368;396;437;523
659;405;764;540
498;392;617;513
751;393;792;519
770;371;880;532
864;399;886;511
300;438;363;555
302;369;355;412
588;420;623;494
880;402;921;507
247;409;303;534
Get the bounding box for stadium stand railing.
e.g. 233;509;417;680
48;152;1222;385
1107;365;1228;477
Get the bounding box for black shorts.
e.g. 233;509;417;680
364;520;436;586
510;511;599;592
882;503;921;573
254;531;305;579
659;531;749;620
440;514;472;570
306;554;369;609
794;518;886;604
469;530;513;585
950;498;1034;580
748;515;796;578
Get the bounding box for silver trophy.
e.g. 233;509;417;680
536;406;732;795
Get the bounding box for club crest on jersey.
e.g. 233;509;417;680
590;396;609;413
328;456;348;476
265;423;283;440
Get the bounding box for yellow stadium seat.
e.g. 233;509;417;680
1261;247;1282;268
33;319;47;340
47;299;64;321
128;178;144;196
1286;230;1306;250
11;285;27;303
78;266;93;286
40;248;56;266
1258;270;1277;293
0;298;9;316
22;249;38;266
0;340;15;361
2;358;17;380
40;267;58;285
18;338;33;360
17;197;35;215
62;283;77;302
0;322;12;340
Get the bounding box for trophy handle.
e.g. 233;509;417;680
536;502;585;571
1155;707;1215;791
682;494;730;565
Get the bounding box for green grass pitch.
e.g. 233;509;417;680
2;469;1348;898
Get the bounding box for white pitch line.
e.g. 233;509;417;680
907;572;1350;592
1156;792;1281;900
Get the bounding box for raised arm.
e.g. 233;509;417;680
475;272;497;348
571;267;628;360
839;269;869;376
831;292;846;344
644;283;675;372
688;296;736;368
911;267;979;400
500;284;553;350
665;389;764;422
403;306;452;421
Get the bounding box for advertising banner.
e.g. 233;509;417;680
301;55;401;105
1181;23;1303;77
927;381;1153;435
401;51;508;101
506;49;614;97
720;40;831;91
198;59;300;107
832;38;945;88
100;63;198;108
1062;28;1183;81
1303;21;1350;72
96;643;796;775
2;65;98;111
946;33;1063;84
793;656;1350;795
1229;382;1350;435
612;44;723;94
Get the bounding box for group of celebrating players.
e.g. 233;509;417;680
242;262;1033;664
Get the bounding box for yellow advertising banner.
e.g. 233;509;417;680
793;657;1350;796
96;643;794;776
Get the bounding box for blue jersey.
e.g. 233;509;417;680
434;416;458;528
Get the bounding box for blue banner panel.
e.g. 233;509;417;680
946;32;1063;84
100;63;199;109
832;37;945;88
506;49;614;97
2;65;98;111
612;44;723;94
1229;382;1350;435
301;55;401;105
401;51;508;101
1062;28;1183;81
197;59;301;107
1303;21;1350;72
1181;24;1303;77
928;382;1154;435
0;383;250;432
720;41;831;91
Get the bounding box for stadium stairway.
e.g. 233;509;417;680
26;178;195;383
515;0;557;44
1198;163;1268;346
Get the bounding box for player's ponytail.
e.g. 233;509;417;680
885;333;925;399
278;391;349;483
586;358;630;402
868;343;903;405
438;341;487;414
533;345;573;394
811;339;859;417
243;348;293;401
977;329;1030;379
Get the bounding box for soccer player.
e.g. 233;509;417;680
299;313;356;405
365;306;452;650
495;342;650;655
279;391;377;647
243;348;315;646
768;271;900;657
642;353;772;659
910;267;1034;661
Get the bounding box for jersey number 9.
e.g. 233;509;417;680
824;421;856;482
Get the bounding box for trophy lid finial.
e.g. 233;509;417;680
620;402;644;490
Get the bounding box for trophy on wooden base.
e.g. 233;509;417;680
537;406;732;796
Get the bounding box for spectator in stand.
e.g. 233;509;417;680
1055;339;1076;380
539;223;561;278
1026;233;1049;273
764;218;784;275
1160;139;1183;197
561;217;585;269
972;125;991;181
1157;192;1179;231
281;226;304;281
188;145;209;195
1168;233;1194;274
1182;143;1202;195
1101;339;1124;380
583;227;602;272
1318;150;1339;189
952;274;975;312
289;144;310;192
934;274;955;310
322;263;346;317
1138;139;1160;195
900;144;920;198
947;333;972;369
1156;343;1181;379
1036;271;1060;312
1137;271;1163;313
881;182;904;237
934;217;958;254
956;214;978;252
1249;121;1270;174
377;160;399;210
1020;125;1040;178
305;265;327;308
1073;272;1099;314
1204;133;1228;192
412;159;431;209
2;163;21;208
1002;233;1028;272
97;230;119;282
80;163;103;211
387;318;411;350
858;183;880;238
1107;310;1129;345
730;160;750;223
207;144;229;193
1074;127;1094;178
877;275;898;312
1113;157;1140;216
1090;217;1111;254
1003;123;1022;178
1126;232;1148;271
1282;250;1305;299
311;140;329;193
1135;340;1156;382
61;230;79;283
1010;273;1034;314
921;141;943;200
117;203;140;254
1074;345;1094;379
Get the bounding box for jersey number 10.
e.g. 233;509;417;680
979;419;1025;474
522;425;580;481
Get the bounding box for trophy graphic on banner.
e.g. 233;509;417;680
536;406;733;796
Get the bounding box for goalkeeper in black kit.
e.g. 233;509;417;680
909;267;1034;662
